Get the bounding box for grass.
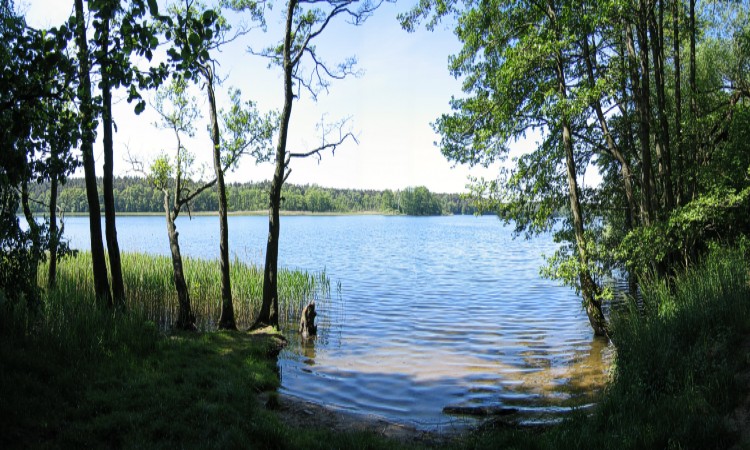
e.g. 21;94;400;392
37;252;330;330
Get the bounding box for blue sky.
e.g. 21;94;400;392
21;0;511;193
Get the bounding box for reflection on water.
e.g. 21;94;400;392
299;335;317;366
58;214;615;430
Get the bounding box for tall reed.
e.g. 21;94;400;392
38;252;330;330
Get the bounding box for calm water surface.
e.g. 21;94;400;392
62;214;613;429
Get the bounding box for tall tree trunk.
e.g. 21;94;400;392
258;169;282;328
582;36;637;229
637;1;656;223
547;1;606;336
628;10;655;225
163;192;195;330
48;155;59;289
101;15;126;308
649;1;675;211
673;0;683;205
688;0;697;201
205;67;236;330
74;0;112;306
257;0;297;329
618;29;641;228
21;180;40;308
560;115;607;336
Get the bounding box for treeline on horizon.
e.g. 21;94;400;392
25;176;480;216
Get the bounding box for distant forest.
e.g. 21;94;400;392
25;177;479;216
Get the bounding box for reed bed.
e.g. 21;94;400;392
38;252;330;330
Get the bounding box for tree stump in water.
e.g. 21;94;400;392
299;301;317;338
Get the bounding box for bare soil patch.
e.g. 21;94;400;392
258;392;473;446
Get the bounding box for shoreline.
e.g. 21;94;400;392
263;391;471;446
52;210;402;217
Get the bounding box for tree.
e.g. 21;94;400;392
399;186;441;216
138;76;212;330
44;105;79;289
164;0;276;329
306;187;333;212
238;0;379;329
0;0;78;306
403;0;609;335
135;72;273;330
88;0;165;308
74;0;112;306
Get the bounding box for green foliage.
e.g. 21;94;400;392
148;153;173;191
0;0;79;270
162;1;228;79
619;187;750;271
398;186;443;216
220;87;278;169
0;185;42;308
0;1;77;184
404;0;750;304
153;75;200;138
147;75;207;212
86;0;168;114
305;186;333;213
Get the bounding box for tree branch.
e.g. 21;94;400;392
180;177;218;205
288;116;358;160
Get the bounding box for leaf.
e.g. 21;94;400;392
188;32;201;47
134;101;146;115
202;9;216;25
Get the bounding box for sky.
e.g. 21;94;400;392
20;0;514;193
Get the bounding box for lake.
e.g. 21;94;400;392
60;214;613;430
